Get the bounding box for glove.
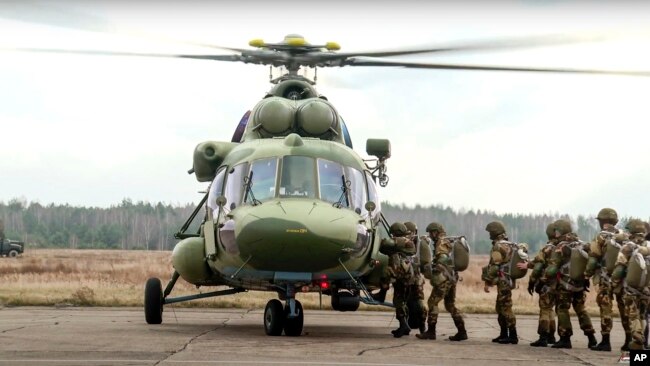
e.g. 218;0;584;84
584;278;590;292
535;281;544;294
527;281;535;296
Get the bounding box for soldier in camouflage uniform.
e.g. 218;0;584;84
584;208;630;352
517;222;558;347
379;222;417;338
403;221;430;335
482;221;518;344
416;222;467;341
546;219;596;349
611;219;649;351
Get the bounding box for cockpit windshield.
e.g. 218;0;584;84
208;156;370;214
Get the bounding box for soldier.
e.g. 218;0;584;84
517;222;558;347
379;222;417;338
584;208;630;352
482;221;518;344
416;222;467;341
403;221;429;335
546;219;596;349
611;219;649;351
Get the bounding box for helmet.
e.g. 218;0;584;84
645;222;650;240
426;222;445;233
545;223;555;240
404;222;417;234
626;219;647;235
485;221;506;235
553;219;573;236
389;222;409;237
596;208;618;224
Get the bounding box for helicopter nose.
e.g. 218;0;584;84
233;200;362;272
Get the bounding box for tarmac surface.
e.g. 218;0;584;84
0;307;632;365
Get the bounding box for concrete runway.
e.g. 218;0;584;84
0;307;631;365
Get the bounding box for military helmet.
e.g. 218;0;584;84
596;208;618;224
426;222;445;233
553;219;573;236
626;219;647;235
545;223;555;240
485;221;506;235
404;222;417;234
389;222;409;236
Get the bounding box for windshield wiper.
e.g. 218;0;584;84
333;175;351;209
243;171;261;206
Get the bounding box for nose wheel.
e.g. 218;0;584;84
264;298;304;336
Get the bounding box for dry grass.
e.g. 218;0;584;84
0;250;601;316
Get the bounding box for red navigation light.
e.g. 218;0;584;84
320;281;329;290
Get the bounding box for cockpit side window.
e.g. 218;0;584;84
345;166;367;214
224;162;249;212
317;159;347;206
207;168;227;217
245;158;278;204
279;156;316;198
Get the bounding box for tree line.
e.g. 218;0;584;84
0;198;638;254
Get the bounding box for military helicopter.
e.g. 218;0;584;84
4;24;650;336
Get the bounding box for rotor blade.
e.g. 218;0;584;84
1;47;243;62
344;58;650;77
0;2;246;53
328;33;611;59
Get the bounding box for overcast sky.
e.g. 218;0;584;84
1;1;650;219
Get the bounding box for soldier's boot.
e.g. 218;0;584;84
529;332;548;347
392;317;411;338
449;318;467;341
498;327;518;344
492;316;508;343
371;288;387;303
416;323;436;340
587;333;598;349
621;333;631;351
548;319;557;344
590;334;611;352
551;335;572;349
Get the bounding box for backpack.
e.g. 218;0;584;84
446;236;471;272
625;245;650;290
506;241;529;280
387;252;414;281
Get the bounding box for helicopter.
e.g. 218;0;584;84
3;19;650;336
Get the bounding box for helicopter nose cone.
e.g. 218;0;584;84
234;200;361;272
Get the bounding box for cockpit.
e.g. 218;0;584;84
207;156;381;217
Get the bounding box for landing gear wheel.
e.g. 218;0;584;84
283;300;304;336
144;277;163;324
264;299;285;336
8;250;18;258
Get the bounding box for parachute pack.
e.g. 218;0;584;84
625;244;650;290
445;236;471;272
506;241;529;279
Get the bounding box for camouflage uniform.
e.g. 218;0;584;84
417;224;466;341
380;222;417;338
612;220;649;351
405;232;429;333
526;234;558;346
482;221;518;344
547;222;596;349
585;224;630;351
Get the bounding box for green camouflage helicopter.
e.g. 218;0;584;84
5;27;650;336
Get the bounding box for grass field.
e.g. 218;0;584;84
0;249;601;316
